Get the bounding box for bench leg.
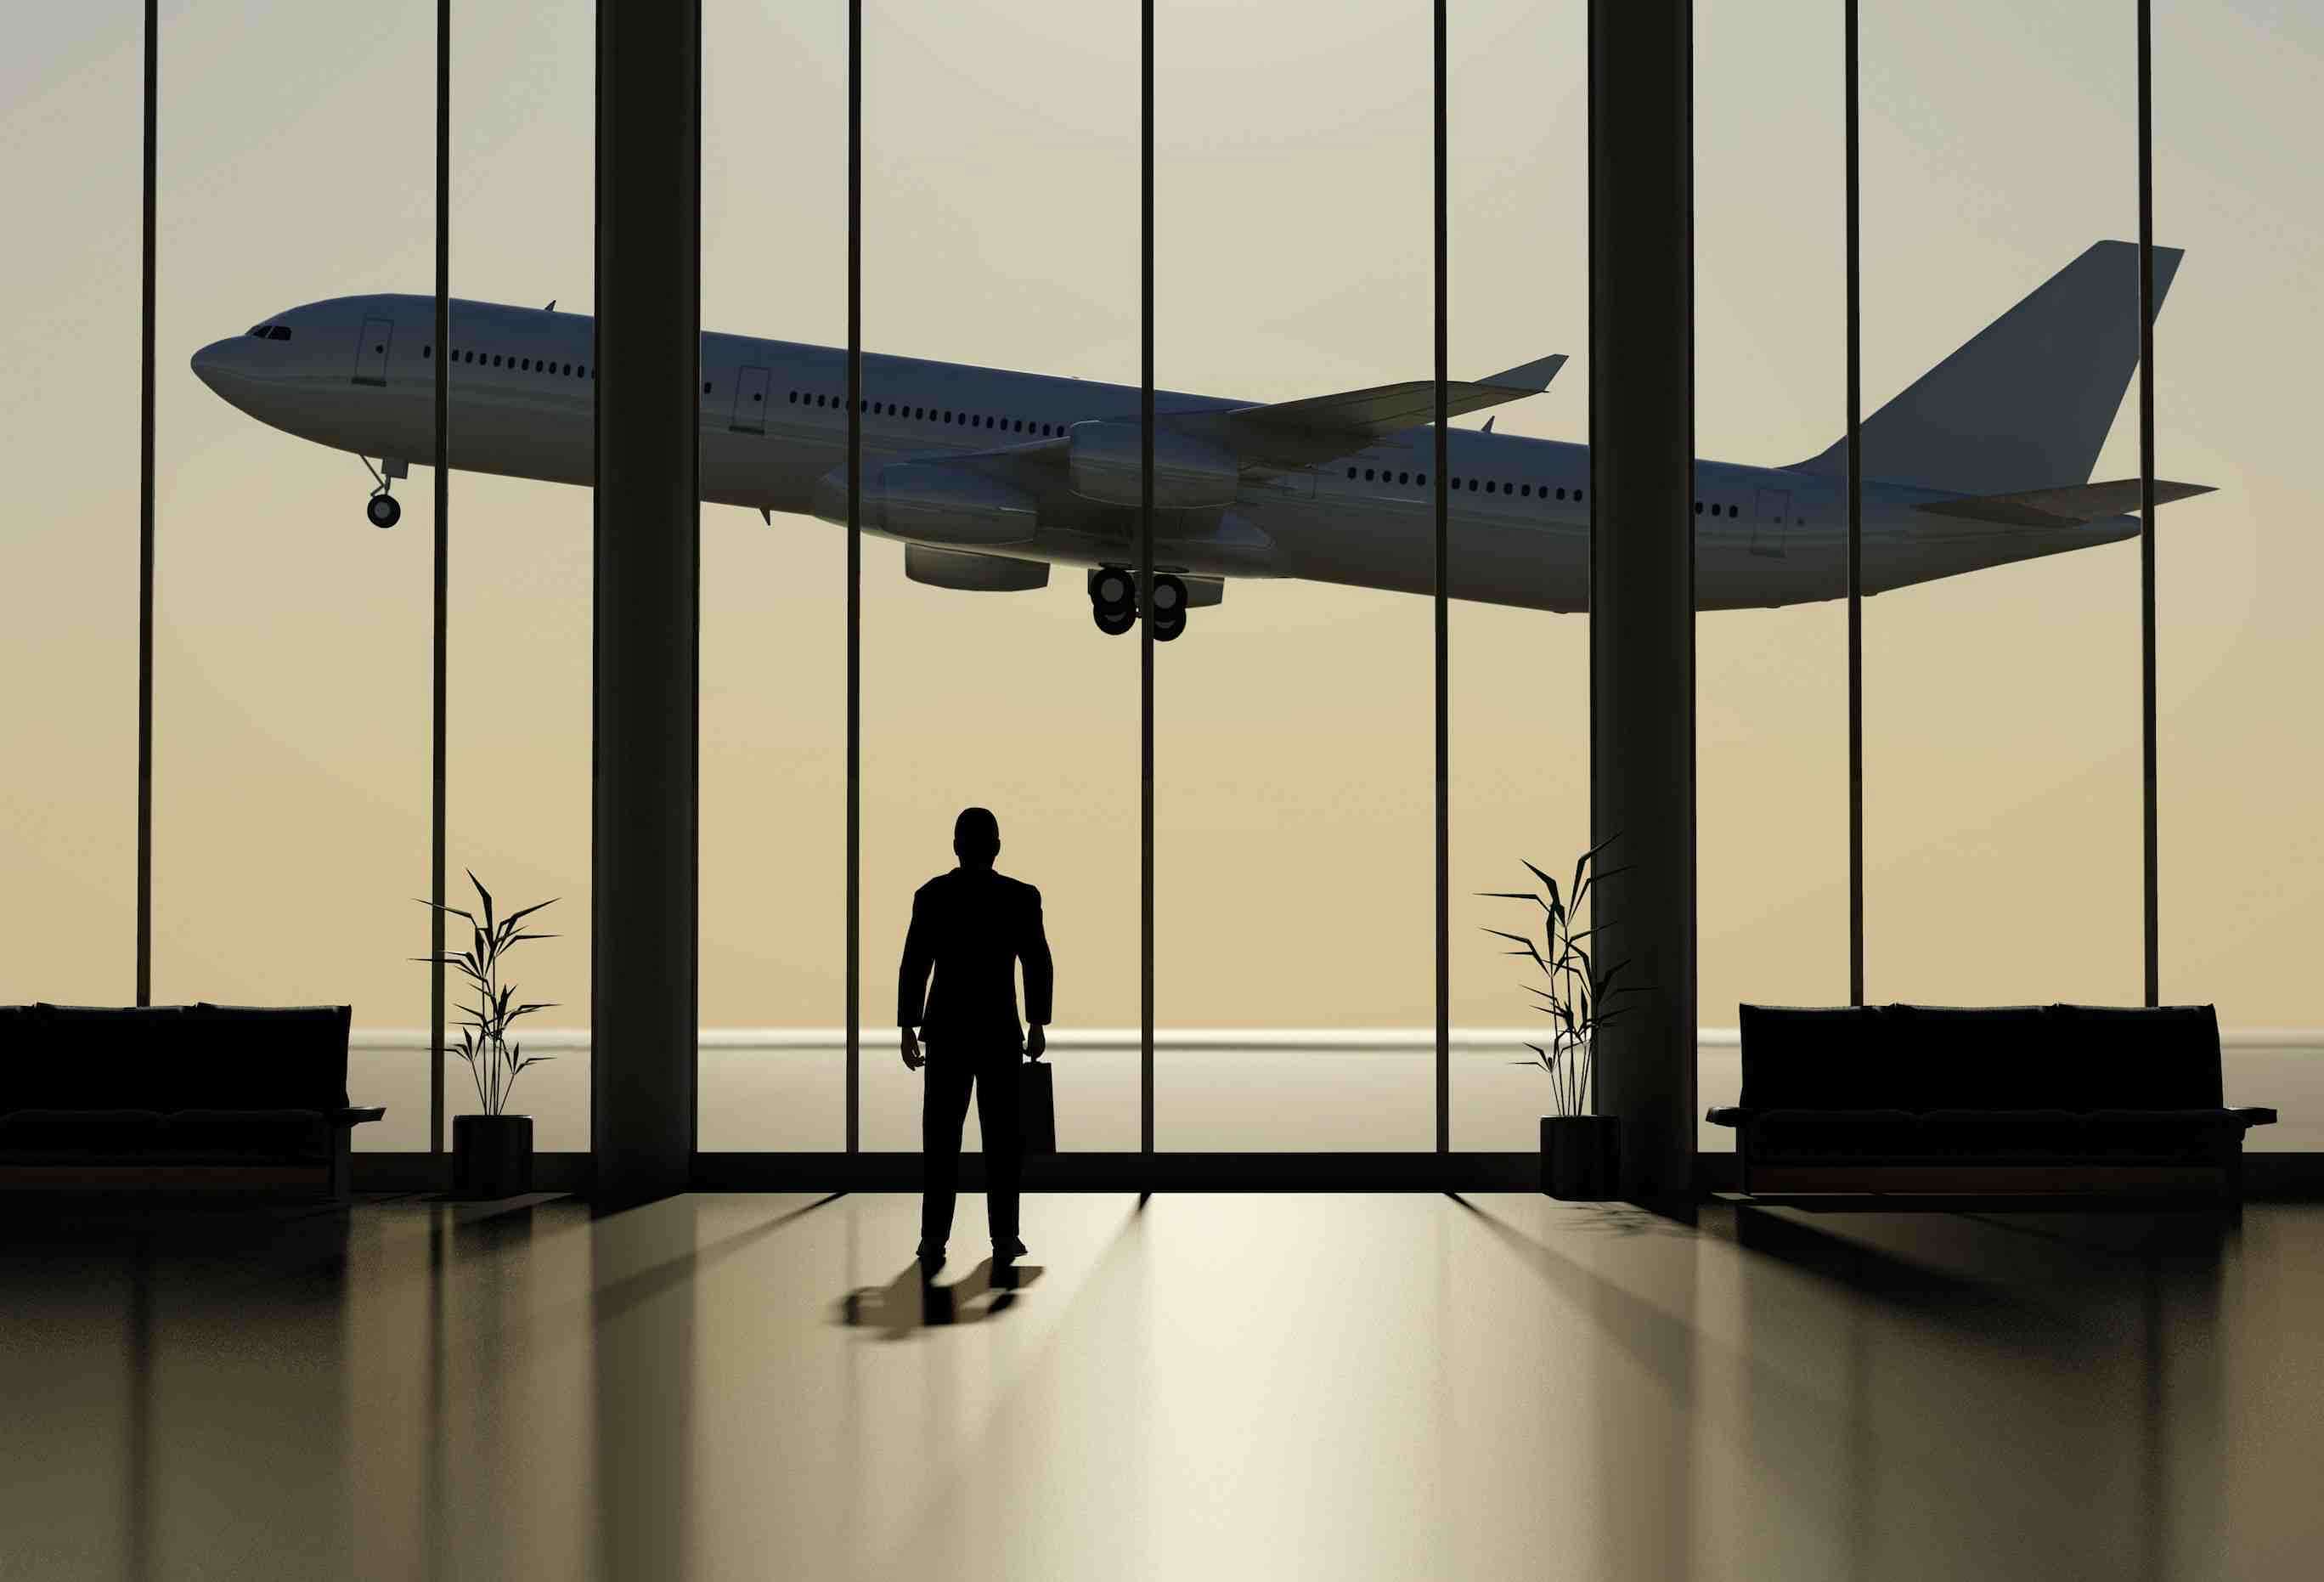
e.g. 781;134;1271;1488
328;1133;353;1203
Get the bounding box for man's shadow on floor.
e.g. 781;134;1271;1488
838;1259;1046;1339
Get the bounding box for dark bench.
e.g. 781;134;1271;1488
1711;1003;2276;1199
0;1003;385;1199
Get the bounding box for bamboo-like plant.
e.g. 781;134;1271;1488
1480;839;1635;1119
415;873;558;1116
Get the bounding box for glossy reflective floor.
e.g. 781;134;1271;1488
3;1192;2319;1580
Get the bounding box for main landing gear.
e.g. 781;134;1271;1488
1088;567;1187;641
360;456;409;528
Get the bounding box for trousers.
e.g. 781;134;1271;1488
920;1041;1023;1247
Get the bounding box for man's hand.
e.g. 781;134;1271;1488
900;1028;923;1071
1025;1024;1046;1060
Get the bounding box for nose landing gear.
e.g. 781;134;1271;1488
1087;568;1190;641
360;456;409;529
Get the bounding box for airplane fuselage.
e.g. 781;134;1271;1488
193;294;2140;613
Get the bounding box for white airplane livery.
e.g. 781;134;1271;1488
193;240;2203;640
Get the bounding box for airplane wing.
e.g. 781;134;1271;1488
1161;354;1568;469
887;354;1569;504
855;354;1570;570
1913;477;2214;528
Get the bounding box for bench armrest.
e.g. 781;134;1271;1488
1706;1106;1752;1128
2231;1106;2278;1128
329;1106;386;1127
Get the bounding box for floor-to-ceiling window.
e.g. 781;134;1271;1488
151;2;437;1149
438;2;596;1154
1862;3;2145;1017
2155;0;2324;1150
1445;0;1590;1151
694;0;851;1154
1152;1;1438;1152
856;0;1143;1155
14;4;2313;1176
1690;3;1850;1148
1;10;144;1010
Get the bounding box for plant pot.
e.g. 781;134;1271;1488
1541;1114;1621;1201
453;1113;534;1199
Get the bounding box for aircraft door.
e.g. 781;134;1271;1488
1751;486;1792;557
353;317;394;387
730;364;772;433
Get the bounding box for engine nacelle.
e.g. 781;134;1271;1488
1068;421;1239;510
812;462;1038;546
905;545;1049;591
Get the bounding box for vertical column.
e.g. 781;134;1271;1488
1846;0;1864;1008
2136;0;2159;1007
846;0;862;1155
1140;0;1155;1161
1588;1;1696;1201
137;0;155;1008
431;0;451;1165
592;0;702;1205
1432;0;1450;1161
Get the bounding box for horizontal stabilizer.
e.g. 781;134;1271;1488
1914;477;2213;528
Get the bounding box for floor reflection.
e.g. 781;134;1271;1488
0;1193;2310;1580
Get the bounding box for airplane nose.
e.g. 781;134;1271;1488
190;336;251;396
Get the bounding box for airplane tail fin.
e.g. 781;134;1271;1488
1792;240;2181;495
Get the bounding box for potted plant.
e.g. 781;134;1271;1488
419;873;557;1199
1482;840;1635;1201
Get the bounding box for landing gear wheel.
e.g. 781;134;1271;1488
1093;606;1136;637
366;493;402;529
1152;608;1187;642
1090;567;1136;615
1148;573;1187;619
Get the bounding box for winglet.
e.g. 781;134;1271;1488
1475;353;1567;393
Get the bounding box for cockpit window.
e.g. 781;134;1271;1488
247;324;293;340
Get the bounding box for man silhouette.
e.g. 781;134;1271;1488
898;806;1052;1274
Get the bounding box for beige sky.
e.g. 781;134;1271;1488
4;4;2320;1138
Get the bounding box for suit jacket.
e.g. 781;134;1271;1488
897;867;1053;1046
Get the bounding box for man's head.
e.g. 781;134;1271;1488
953;806;1001;869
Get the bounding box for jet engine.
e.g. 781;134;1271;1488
1067;421;1240;510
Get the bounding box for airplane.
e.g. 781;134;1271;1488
192;240;2204;641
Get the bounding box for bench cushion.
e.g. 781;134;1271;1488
2051;1006;2222;1106
1917;1109;2087;1157
1737;1002;2228;1116
0;1108;166;1152
155;1109;331;1161
1753;1108;1921;1157
190;1005;352;1110
1735;1006;1886;1108
22;1007;195;1110
2081;1107;2242;1160
1883;1005;2057;1104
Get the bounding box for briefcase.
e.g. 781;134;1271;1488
1020;1058;1058;1155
